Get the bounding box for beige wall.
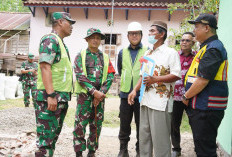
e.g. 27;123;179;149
29;7;187;68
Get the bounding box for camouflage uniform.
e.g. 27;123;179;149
35;30;72;157
21;60;38;107
73;48;115;153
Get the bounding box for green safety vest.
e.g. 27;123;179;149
37;33;73;92
120;46;147;92
74;50;109;94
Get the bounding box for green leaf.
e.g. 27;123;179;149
0;0;29;12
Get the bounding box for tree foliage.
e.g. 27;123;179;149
168;0;220;50
0;0;29;12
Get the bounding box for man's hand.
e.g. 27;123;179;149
182;99;189;106
128;90;136;105
47;97;58;111
29;69;35;73
29;69;37;75
93;98;101;107
143;76;156;87
94;90;105;102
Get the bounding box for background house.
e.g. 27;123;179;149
22;0;189;71
0;12;30;54
0;12;31;75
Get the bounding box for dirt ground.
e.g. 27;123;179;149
0;97;224;157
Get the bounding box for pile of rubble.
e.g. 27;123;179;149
0;131;36;157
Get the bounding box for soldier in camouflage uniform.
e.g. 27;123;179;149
20;53;38;107
34;12;75;157
73;28;115;157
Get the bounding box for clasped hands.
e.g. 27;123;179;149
28;69;37;75
93;90;106;107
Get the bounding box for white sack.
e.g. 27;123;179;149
16;81;24;98
4;76;19;99
0;74;5;100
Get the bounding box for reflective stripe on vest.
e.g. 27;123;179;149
37;33;73;92
184;45;207;87
184;42;228;110
120;46;147;93
74;50;109;94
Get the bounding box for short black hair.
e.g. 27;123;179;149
51;19;62;27
183;32;195;37
156;26;167;41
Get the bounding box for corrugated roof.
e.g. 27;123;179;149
23;0;188;8
0;12;31;30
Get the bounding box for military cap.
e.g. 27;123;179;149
51;12;76;24
28;52;35;59
85;28;105;40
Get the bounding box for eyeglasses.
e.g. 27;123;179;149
180;39;192;42
128;32;141;36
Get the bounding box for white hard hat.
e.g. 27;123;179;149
127;22;142;32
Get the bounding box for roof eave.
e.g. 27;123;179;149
23;4;171;10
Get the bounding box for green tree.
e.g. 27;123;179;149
0;0;29;12
168;0;220;50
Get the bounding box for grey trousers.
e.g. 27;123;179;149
139;105;171;157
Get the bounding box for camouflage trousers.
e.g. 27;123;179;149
73;93;104;152
22;82;37;107
35;101;68;157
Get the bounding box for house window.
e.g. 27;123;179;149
104;34;117;45
103;45;116;58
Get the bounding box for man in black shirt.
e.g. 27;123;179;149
183;14;228;157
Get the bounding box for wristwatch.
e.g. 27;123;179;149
47;92;56;98
182;94;189;101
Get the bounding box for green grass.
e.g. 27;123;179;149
0;98;191;132
64;107;76;127
0;98;25;110
103;110;120;128
106;93;119;98
64;109;122;128
180;112;191;133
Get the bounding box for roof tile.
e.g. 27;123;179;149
23;0;188;8
0;12;31;30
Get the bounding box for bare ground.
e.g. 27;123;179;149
0;97;224;157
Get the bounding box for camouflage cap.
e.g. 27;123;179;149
51;12;76;24
28;52;35;59
85;28;105;40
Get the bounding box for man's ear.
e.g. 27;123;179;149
205;25;211;33
192;39;195;46
57;19;63;26
159;31;165;39
192;41;195;46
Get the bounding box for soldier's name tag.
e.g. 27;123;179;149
187;76;197;84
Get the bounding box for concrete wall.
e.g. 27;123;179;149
217;0;232;155
29;7;187;70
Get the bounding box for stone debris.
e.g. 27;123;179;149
0;131;36;157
